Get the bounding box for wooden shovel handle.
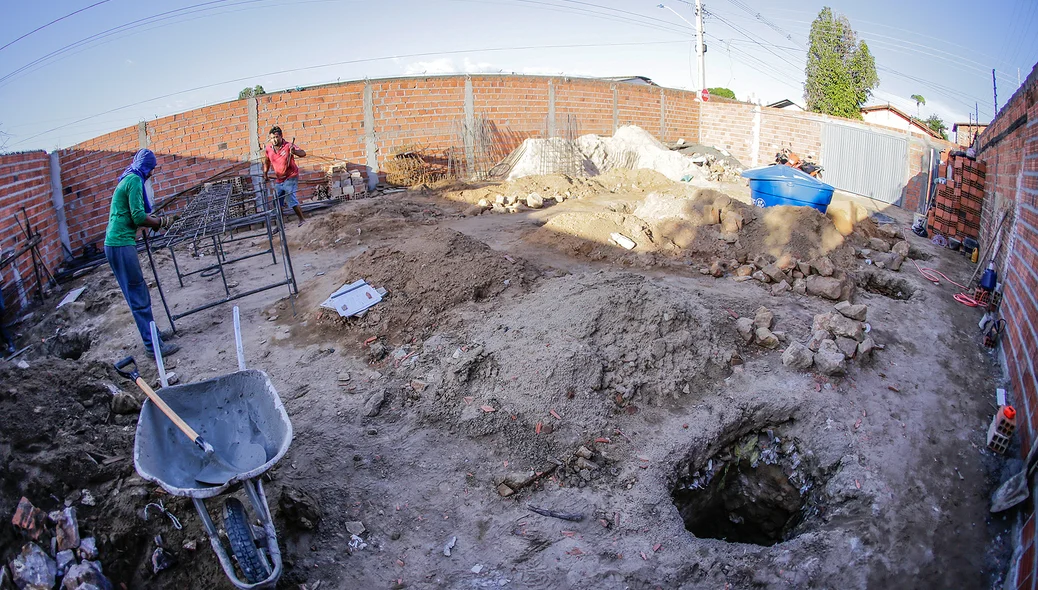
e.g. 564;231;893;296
135;376;204;445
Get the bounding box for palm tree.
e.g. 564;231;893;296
911;94;926;117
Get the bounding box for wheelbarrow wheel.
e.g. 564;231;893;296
223;497;271;584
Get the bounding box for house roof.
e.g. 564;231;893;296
599;75;657;86
860;104;942;138
951;122;989;132
766;99;803;109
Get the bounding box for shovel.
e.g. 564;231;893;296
115;357;266;485
991;442;1038;513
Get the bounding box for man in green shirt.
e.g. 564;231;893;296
104;149;179;356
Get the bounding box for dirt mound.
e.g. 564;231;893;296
297;227;541;345
296;195;454;250
440;168;687;207
419;272;736;467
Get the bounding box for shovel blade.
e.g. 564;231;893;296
194;443;267;485
991;473;1030;513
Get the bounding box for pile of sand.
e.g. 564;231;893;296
418;272;736;466
504;126;705;183
299;227;541;345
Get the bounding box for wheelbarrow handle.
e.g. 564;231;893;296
114;356;214;455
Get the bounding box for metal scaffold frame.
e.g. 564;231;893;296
144;170;298;333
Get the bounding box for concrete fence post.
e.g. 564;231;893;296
364;82;379;189
547;79;556;137
138;121;148;149
247;96;265;207
751;105;762;167
660;89;666;141
464;77;475;174
612;84;619;133
48;152;71;259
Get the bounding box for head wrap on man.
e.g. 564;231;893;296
118;149;158;213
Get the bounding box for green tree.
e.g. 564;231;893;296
911;94;926;116
924;114;948;140
804;7;878;119
238;85;266;100
707;87;736;100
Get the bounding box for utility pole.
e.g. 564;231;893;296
993;69;998;115
695;0;706;95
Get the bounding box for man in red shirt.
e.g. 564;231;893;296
262;126;307;226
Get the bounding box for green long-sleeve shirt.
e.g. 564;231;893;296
104;174;149;247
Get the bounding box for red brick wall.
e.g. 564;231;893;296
557;79;616;137
975;62;1038;590
616;84;661;138
759;108;824;165
698;102;756;165
0;151;62;311
662;89;699;144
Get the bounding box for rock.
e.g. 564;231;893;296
776;253;797;271
368;342;388;362
720;209;744;234
771;280;791;295
345;521;366;536
792;278;807;295
772;330;788;342
782;342;814;370
762;263;788;284
575;446;594;459
494;194;506;205
857;336;876;361
11;497;45;540
829;314;864;341
755;328;779;349
14;360;28;370
805;276;843;300
491;204;506;214
834;301;868;321
575;457;600;471
151;548;176;575
56;507;80;552
835;337;859;359
796;261;812;276
526;193;544;209
837;274;856;302
463;205;484;217
812;312;835;334
477;198;490;209
873;252;904;271
811;256;835;277
110;393;141;415
182;540;197;551
55;550;76;577
443;536;457;557
363;389;387;417
868;237;891;252
10;543;55;590
753;307;774;330
735;318;755;343
751;270;769;283
791;269;804;279
62;562;112;590
806;330;831;352
735;265;755;277
279;485;321;530
709;260;724;277
814;340;846;376
496;483;515;497
502;471;536;489
878;224;902;239
892;240;910;259
78;537;98;561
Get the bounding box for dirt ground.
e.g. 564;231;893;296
0;169;1017;589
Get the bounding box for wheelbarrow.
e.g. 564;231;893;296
116;308;293;589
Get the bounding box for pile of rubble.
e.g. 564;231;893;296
857;232;912;272
671;141;745;183
6;497;110;590
704;252;855;302
782;302;878;376
469;191;557;215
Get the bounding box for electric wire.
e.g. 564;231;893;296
0;0;113;52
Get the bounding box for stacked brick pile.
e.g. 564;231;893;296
327;164;368;200
928;154;986;240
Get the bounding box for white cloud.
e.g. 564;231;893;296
403;58;456;75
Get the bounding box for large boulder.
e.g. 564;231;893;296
834;301;868;322
868;237;891;252
762;264;789;284
811;256;835;277
892;240;910;258
753;306;774;330
782;342;814;370
814;339;846;376
806;276;843;300
806;330;831;352
755;328;780;349
735;317;755;343
829;314;865;341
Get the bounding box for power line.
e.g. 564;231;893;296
0;0;113;52
9;39;691;148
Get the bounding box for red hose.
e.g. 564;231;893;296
903;229;982;307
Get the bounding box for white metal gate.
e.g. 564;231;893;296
820;123;908;205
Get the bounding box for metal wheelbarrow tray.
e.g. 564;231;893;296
133;369;293;589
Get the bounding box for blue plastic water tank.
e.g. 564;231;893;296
741;165;835;213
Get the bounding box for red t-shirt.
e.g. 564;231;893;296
265;141;299;182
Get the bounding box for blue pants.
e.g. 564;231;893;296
105;245;159;351
274;177;299;209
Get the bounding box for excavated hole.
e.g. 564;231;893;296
670;426;824;546
45;332;92;360
857;270;916;300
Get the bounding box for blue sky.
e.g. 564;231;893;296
1;0;1035;151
